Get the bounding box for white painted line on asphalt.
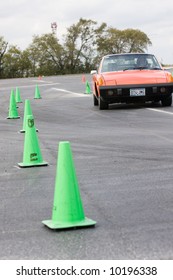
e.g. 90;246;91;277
147;108;173;115
52;87;90;97
0;82;60;91
24;82;60;88
31;79;56;83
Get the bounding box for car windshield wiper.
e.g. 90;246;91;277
133;67;149;70
123;67;149;71
150;67;161;70
123;67;136;71
123;66;161;71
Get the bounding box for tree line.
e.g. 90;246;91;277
0;18;152;79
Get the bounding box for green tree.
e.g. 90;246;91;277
3;45;23;78
63;18;98;73
19;49;33;77
121;28;152;52
0;36;8;77
27;33;64;76
96;27;152;56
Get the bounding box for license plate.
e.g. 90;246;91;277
130;88;145;96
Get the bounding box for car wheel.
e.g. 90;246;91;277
99;97;108;110
161;95;172;106
93;94;98;106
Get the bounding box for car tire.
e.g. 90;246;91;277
99;97;108;110
93;94;98;106
161;95;172;107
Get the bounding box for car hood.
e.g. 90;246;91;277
101;70;170;85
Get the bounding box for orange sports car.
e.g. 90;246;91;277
91;53;173;110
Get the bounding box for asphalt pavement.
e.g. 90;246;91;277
1;74;173;259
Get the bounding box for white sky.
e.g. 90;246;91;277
0;0;173;64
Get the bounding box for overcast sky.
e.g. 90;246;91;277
0;0;173;64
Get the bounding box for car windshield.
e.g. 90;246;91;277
100;54;162;73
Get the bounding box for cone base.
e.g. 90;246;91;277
42;217;96;230
7;116;20;119
18;161;48;168
34;97;42;99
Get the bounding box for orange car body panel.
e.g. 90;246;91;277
94;70;173;89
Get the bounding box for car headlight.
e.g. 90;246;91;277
160;87;166;93
107;90;114;96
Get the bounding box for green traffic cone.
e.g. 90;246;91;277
20;99;38;133
85;80;91;94
7;89;20;119
34;85;41;99
42;141;96;229
18;114;48;167
15;87;22;103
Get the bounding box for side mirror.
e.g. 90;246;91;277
90;70;97;75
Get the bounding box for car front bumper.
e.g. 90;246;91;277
99;83;173;104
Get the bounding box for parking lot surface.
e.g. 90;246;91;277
1;74;173;259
